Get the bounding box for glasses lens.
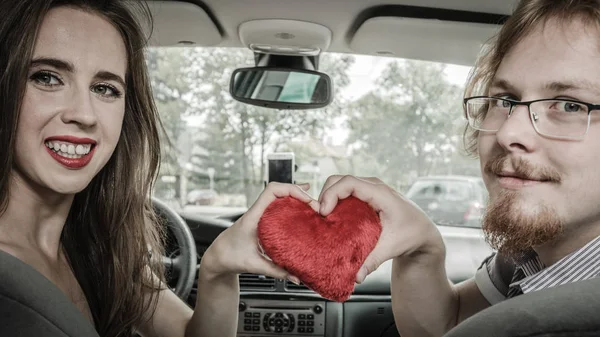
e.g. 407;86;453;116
530;100;589;138
466;97;510;131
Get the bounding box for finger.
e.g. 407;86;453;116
318;175;344;202
356;250;385;284
356;176;385;185
244;183;316;224
319;175;388;216
298;183;310;190
253;253;301;284
254;259;290;280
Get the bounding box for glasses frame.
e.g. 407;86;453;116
463;96;600;140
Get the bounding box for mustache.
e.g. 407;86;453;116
484;154;562;183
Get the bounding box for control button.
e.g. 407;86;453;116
307;321;314;326
252;326;260;331
244;319;251;324
269;318;275;325
275;319;283;327
283;320;289;327
313;305;323;314
307;327;314;333
275;326;283;333
244;312;252;318
253;319;260;325
239;302;247;312
307;314;314;320
299;321;306;326
299;314;306;319
253;312;261;318
244;325;252;331
275;313;283;318
298;327;306;333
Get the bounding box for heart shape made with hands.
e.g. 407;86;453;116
257;196;382;302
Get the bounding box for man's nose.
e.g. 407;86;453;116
494;104;539;152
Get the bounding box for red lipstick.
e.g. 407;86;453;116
44;136;97;169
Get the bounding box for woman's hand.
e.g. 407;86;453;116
200;182;319;284
318;175;445;284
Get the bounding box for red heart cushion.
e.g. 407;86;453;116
258;196;381;302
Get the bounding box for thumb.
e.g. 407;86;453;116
356;252;384;284
256;256;301;285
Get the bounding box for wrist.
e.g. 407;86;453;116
402;221;446;262
199;245;235;280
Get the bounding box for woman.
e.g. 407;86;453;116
0;1;313;336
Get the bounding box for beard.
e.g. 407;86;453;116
482;154;565;261
482;189;565;261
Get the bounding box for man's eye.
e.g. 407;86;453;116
492;99;511;108
554;101;585;113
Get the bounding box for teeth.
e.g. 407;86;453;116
45;140;93;158
75;145;84;155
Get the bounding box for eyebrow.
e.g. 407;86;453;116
30;57;126;89
490;78;600;97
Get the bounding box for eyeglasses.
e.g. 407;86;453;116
463;96;600;140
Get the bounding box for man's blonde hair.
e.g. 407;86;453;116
463;0;600;156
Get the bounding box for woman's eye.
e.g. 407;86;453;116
92;84;122;98
30;72;62;86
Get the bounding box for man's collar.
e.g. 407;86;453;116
509;235;600;294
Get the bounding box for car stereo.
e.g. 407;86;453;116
237;299;326;336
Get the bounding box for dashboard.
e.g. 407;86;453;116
176;210;489;337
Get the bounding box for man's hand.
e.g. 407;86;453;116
318;175;445;283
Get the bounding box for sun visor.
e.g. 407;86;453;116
349;17;500;66
135;1;222;47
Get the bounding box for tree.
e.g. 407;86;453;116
183;48;355;205
346;60;472;189
146;48;195;201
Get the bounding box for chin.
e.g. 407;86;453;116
483;189;564;259
45;175;94;195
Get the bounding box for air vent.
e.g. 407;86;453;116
285;280;312;292
239;273;276;291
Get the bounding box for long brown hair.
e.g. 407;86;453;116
463;0;600;156
0;1;166;336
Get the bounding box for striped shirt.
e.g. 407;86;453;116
476;235;600;304
507;235;600;297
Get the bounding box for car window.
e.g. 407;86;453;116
444;181;471;201
148;47;487;227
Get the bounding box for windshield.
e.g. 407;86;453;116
148;47;485;226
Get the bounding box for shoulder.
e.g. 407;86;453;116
474;252;516;305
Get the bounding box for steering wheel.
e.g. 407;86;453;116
152;198;197;300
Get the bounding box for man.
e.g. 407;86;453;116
317;0;600;336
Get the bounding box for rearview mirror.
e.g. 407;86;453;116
230;67;332;110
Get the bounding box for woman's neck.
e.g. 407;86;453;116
0;172;74;261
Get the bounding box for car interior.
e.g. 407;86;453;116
2;0;600;336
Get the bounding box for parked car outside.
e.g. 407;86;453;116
406;175;487;228
186;189;218;206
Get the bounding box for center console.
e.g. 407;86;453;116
237;299;326;336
